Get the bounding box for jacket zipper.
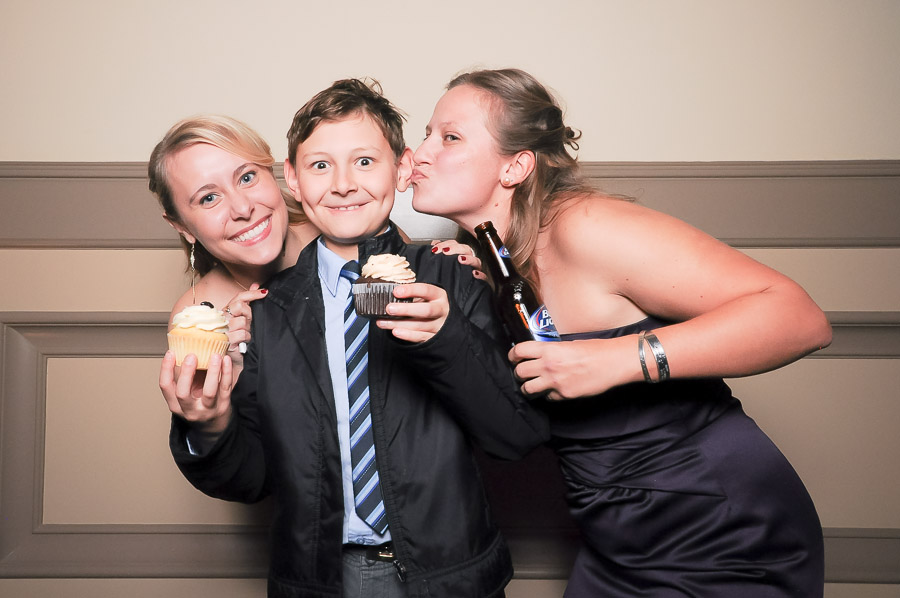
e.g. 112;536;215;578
393;558;407;582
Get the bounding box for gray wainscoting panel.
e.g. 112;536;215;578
0;163;175;248
1;161;898;248
0;313;267;577
821;312;900;358
1;312;897;581
582;161;900;247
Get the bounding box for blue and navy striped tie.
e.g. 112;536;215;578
340;261;388;535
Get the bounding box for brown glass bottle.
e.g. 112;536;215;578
474;221;560;345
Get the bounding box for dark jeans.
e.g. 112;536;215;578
341;550;407;598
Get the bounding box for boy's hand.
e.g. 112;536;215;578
375;282;449;343
159;350;234;434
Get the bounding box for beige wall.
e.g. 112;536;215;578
2;1;899;596
2;0;899;163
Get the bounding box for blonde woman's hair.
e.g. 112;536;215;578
448;69;592;290
148;114;306;276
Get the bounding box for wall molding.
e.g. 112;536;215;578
820;312;900;359
3;159;898;583
0;314;268;578
1;311;897;581
2;159;897;180
1;160;898;248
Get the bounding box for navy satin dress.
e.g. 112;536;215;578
543;317;824;597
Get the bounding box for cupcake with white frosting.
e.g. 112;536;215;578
166;302;229;369
352;254;416;317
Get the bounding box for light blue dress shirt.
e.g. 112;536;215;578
317;238;391;545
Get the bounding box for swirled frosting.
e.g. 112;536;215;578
361;254;416;283
171;304;228;333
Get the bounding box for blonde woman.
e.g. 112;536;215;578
149;115;320;378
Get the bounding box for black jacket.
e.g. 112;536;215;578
170;227;550;597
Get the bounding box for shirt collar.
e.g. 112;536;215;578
316;237;353;298
315;225;399;298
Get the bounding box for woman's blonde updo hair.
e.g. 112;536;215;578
447;68;591;288
148;115;306;276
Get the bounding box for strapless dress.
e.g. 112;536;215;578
542;317;824;597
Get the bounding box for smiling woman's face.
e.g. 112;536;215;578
165;142;289;269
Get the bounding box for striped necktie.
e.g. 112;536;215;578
340;261;388;535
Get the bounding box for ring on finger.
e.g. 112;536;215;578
223;306;233;315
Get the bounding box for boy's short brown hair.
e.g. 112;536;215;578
286;78;406;166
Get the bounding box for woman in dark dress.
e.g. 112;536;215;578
412;68;831;597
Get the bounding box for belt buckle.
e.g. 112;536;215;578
373;543;394;561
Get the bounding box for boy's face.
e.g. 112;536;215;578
285;113;411;260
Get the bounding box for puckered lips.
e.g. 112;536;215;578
410;167;427;183
230;216;272;245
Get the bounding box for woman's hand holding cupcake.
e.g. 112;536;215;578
159;350;234;436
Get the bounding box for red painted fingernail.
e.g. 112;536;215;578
442;247;450;252
459;255;467;262
260;289;268;295
431;246;439;253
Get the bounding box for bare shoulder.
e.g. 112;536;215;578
552;192;721;255
548;193;656;258
555;192;678;229
542;191;737;298
167;269;235;329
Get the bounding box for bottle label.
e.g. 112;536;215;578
499;245;511;258
526;304;560;341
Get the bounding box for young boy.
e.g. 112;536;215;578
165;79;549;598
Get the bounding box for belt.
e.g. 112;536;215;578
343;542;395;562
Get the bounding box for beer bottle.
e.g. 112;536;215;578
474;221;560;345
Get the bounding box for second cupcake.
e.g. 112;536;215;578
352;254;416;317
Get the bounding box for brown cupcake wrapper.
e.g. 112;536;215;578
352;282;412;318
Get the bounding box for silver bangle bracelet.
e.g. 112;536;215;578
642;331;670;382
638;332;652;383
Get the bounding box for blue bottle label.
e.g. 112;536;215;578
527;305;560;341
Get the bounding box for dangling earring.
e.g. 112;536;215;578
190;242;197;305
